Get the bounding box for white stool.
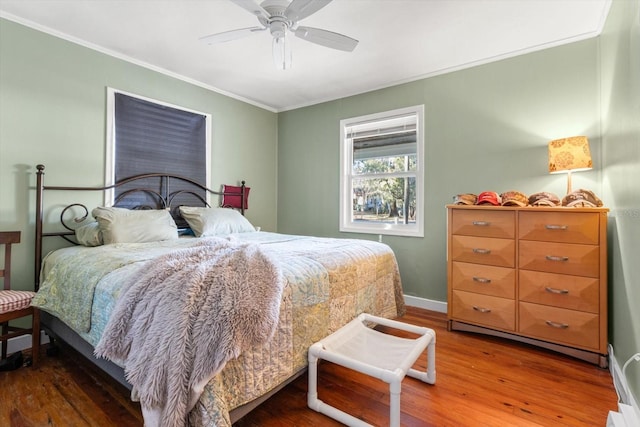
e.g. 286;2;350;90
308;313;436;427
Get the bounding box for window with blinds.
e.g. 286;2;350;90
340;105;424;237
105;89;211;214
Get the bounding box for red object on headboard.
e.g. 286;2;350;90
222;184;250;209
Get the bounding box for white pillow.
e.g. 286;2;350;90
75;221;103;247
179;207;255;237
92;207;178;244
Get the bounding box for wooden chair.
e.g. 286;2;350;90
0;231;39;367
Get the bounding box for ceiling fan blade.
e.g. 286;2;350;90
199;27;265;44
229;0;270;21
285;0;332;22
294;26;358;52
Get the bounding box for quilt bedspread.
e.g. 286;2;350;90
35;232;404;426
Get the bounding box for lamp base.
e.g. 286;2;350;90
566;171;573;195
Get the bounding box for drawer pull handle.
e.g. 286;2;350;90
472;221;491;226
545;255;569;262
473;276;492;284
473;248;492;255
545;286;569;294
473;306;491;313
545;224;568;230
545;320;569;329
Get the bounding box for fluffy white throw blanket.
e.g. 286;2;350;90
94;237;284;427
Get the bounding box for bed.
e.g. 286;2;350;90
32;164;405;426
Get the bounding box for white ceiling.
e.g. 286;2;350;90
0;0;611;112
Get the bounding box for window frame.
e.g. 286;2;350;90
339;105;425;237
104;87;212;205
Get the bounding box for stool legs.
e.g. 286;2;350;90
407;330;436;385
308;342;372;427
389;379;402;427
307;343;319;410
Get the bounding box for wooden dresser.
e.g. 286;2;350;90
447;205;609;367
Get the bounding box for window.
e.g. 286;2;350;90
105;88;211;208
340;105;424;237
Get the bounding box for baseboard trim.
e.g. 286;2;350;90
403;295;447;313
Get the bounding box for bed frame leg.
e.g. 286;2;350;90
45;335;60;357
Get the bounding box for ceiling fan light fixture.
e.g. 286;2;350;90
273;30;292;70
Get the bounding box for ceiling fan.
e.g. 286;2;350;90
199;0;359;70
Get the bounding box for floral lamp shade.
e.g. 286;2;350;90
548;136;593;194
548;136;592;173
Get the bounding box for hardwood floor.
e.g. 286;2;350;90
1;307;618;426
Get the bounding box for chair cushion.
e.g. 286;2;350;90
0;290;36;314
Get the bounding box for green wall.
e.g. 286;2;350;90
600;0;640;406
278;39;601;303
0;18;278;289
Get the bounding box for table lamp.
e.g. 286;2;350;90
548;136;592;194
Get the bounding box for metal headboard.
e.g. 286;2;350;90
34;164;246;290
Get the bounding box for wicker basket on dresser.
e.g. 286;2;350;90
446;205;609;368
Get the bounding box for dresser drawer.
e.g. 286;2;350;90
451;209;515;239
452;262;515;298
452;290;515;331
451;235;515;268
519;211;600;244
519;241;599;277
519;302;599;350
519;270;599;313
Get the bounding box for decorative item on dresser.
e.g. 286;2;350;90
446;204;609;368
